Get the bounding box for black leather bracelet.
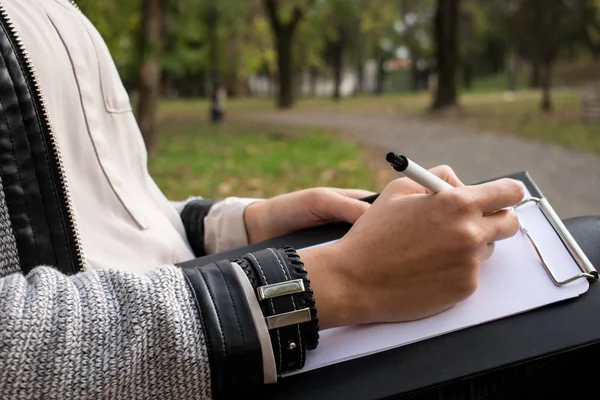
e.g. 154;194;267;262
239;248;309;374
248;248;306;373
279;245;319;350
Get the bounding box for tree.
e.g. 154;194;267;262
294;10;327;97
397;0;435;92
317;0;361;101
77;0;141;87
360;0;400;95
459;0;489;90
577;0;600;60
510;0;568;112
432;0;460;110
264;0;315;108
204;0;224;122
137;0;164;156
161;0;207;98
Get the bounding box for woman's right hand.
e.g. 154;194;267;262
299;167;525;330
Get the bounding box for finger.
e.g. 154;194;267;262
465;178;525;214
319;193;370;224
328;188;377;200
427;165;465;188
480;209;521;243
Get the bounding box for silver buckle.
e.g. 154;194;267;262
265;308;311;329
257;279;305;300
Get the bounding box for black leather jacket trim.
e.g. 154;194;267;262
182;259;263;398
0;18;78;275
180;198;217;257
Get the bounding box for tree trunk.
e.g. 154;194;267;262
266;70;274;97
529;60;541;88
375;55;386;95
309;67;318;97
463;63;473;90
264;0;312;108
354;39;364;95
224;73;240;98
507;48;516;92
206;0;224;122
137;0;163;156
411;60;419;91
276;29;294;108
355;60;364;95
160;71;172;98
540;61;553;112
583;27;600;60
198;70;207;97
294;67;303;99
331;41;343;101
432;0;460;110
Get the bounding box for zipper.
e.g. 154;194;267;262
0;3;86;272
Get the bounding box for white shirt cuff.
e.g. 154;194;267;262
203;197;261;254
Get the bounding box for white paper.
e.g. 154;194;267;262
286;190;590;375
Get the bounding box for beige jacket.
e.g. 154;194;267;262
4;0;259;274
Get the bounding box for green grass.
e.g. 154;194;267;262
149;110;385;200
435;90;600;155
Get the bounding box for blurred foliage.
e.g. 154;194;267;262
76;0;599;100
76;0;141;75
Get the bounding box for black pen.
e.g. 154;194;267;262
386;152;453;192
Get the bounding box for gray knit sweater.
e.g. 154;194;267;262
0;191;212;399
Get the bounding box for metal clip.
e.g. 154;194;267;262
515;197;598;286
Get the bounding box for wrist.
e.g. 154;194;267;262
243;201;268;244
298;243;366;329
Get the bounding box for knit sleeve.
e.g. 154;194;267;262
0;262;265;399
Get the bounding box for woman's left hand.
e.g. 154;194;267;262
243;187;375;244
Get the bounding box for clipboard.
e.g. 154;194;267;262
178;171;600;399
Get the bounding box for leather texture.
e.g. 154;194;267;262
182;259;263;399
564;215;600;269
180;198;217;257
280;246;319;351
245;248;306;374
0;17;78;275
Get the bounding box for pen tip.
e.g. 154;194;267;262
386;152;409;171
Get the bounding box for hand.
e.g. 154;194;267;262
243;187;376;244
299;166;524;330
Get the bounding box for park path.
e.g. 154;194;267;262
244;111;600;219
